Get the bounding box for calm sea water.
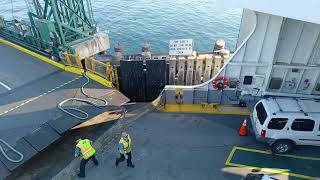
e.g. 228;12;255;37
0;0;242;54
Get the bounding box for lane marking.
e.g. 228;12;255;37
225;146;320;179
0;81;11;91
0;38;113;88
0;76;81;116
234;146;320;161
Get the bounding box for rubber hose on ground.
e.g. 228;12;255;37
0;139;24;163
58;74;125;120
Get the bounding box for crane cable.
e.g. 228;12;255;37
0;139;24;163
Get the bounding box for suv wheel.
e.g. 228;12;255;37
271;140;294;154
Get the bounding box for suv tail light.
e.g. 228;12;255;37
261;129;266;137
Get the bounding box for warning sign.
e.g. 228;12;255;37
169;39;193;56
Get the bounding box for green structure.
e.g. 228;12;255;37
0;0;109;59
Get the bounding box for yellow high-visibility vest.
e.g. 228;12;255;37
119;135;131;154
76;139;96;160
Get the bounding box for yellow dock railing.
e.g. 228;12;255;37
62;52;119;89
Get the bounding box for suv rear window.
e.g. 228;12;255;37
256;102;267;125
267;118;288;130
291;119;315;131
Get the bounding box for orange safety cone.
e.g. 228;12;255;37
239;118;247;136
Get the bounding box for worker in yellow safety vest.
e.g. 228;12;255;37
115;132;135;168
75;138;98;178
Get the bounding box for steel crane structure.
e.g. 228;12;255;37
0;0;109;58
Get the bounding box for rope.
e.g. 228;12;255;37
58;73;126;120
0;74;125;164
58;74;108;120
0;139;24;163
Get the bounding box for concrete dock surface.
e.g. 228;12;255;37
51;104;320;180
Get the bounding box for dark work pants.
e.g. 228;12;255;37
79;155;98;176
116;152;133;166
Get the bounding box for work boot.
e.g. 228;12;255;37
93;159;99;166
127;164;135;168
77;174;85;178
115;158;119;167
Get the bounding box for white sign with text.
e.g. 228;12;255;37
169;39;193;56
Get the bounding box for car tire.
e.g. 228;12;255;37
271;140;294;154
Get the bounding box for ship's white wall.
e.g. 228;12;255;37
274;19;320;65
292;23;320;65
242;12;269;63
220;11;283;95
267;18;320;96
259;14;283;63
216;0;320;25
308;32;320;66
219;13;320;98
236;9;255;48
274;19;304;64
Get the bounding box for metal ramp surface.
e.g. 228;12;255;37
0;41;129;179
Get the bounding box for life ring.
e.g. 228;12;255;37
212;76;229;90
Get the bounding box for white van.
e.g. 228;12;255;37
250;98;320;154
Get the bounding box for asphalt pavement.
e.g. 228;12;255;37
0;42;57;94
64;110;316;180
50;107;319;180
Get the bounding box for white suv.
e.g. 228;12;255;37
251;98;320;154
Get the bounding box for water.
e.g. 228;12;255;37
0;0;242;54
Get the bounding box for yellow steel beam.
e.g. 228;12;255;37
90;57;96;73
63;52;71;65
113;66;120;90
74;53;83;68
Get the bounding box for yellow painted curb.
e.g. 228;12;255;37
0;38;113;88
160;103;250;115
86;71;113;87
0;38;65;69
225;146;320;179
65;66;84;75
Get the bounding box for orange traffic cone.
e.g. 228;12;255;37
239;118;247;136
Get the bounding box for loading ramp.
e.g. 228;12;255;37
0;40;129;179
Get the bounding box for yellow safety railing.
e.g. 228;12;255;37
62;52;120;89
63;52;82;68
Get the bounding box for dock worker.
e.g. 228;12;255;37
115;132;135;168
75;138;99;178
